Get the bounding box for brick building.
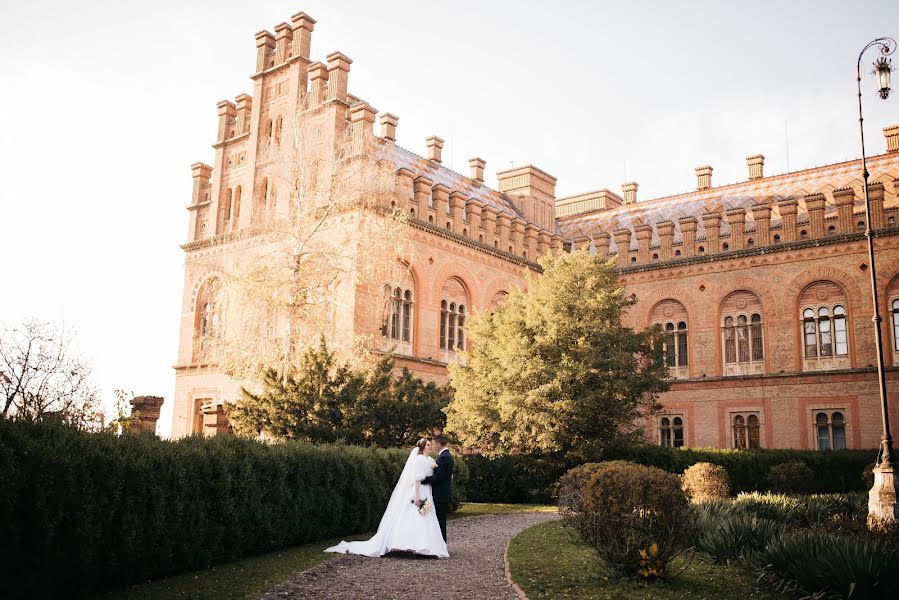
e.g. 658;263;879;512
172;12;899;451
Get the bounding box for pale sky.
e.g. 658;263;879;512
1;1;897;437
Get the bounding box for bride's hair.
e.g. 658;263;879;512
416;438;429;454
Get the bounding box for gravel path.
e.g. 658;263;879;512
259;512;559;600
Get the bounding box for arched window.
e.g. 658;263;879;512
698;246;705;255
675;249;682;257
193;278;222;360
233;186;242;224
827;225;836;236
816;410;847;450
721;291;764;373
857;220;866;231
218;188;233;233
800;282;850;364
274;115;283;145
439;278;467;353
650;300;689;375
733;413;760;449
659;416;684;448
773;234;781;243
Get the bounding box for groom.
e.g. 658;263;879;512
421;434;453;542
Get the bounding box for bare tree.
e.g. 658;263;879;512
199;91;410;381
0;319;102;429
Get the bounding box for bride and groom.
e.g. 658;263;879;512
325;435;454;558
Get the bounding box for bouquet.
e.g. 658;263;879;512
411;498;432;515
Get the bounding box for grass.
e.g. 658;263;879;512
96;502;553;600
508;520;792;600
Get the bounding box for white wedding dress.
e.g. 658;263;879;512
325;448;449;558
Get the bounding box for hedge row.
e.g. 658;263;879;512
0;419;466;598
464;446;876;504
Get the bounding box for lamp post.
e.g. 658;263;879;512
857;37;897;530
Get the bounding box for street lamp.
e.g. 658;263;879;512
857;37;897;530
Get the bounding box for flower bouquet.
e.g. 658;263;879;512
411;498;432;515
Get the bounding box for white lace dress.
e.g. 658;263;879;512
325;451;449;558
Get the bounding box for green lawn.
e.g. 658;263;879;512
508;520;792;600
96;502;553;600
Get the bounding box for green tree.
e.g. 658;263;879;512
446;250;669;459
227;339;448;446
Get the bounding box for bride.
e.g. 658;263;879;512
325;438;449;558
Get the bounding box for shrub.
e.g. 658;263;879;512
556;462;609;539
759;529;899;599
694;508;784;563
682;462;730;504
463;447;875;504
768;460;816;495
730;491;867;530
0;419;467;598
579;461;694;580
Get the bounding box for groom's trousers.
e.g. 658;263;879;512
435;502;449;542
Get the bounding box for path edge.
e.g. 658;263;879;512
503;536;529;600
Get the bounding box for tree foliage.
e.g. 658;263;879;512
0;319;102;429
446;250;669;458
226;339;449;447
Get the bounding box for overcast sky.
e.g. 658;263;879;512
1;0;897;437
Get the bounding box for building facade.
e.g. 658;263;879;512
172;11;899;451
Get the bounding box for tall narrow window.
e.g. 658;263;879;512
747;415;760;449
832;412;846;449
737;315;749;362
660;417;672;447
833;305;848;355
733;413;760;449
673;416;684;447
665;323;676;368
818;307;832;357
816;411;831;450
733;415;746;449
439;300;447;349
803;308;818;358
402;290;412;342
233;186;242;223
384;285;413;345
893;298;899;351
677;322;688;367
274;115;283;145
750;314;763;361
447;303;457;349
724;316;736;363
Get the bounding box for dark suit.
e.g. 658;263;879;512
422;448;453;541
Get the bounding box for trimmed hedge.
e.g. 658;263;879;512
0;419;466;598
465;446;875;504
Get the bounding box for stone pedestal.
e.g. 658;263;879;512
868;459;899;531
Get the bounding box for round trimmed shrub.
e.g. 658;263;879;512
579;461;694;580
682;462;730;504
768;460;816;495
556;462;607;538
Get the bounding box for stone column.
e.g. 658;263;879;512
432;184;451;227
274;22;291;64
726;207;746;250
657;221;674;260
481;207;498;247
450;191;467;233
614;228;632;267
804;193;826;238
468;200;483;237
678;216;698;257
413;176;433;218
235;94;252;135
129;396;164;435
778;199;798;242
594;231;611;258
216;100;236;143
290;12;316;60
512;219;526;256
497;213;512;252
326;52;352;103
255;30;275;73
833;188;856;233
525;224;539;260
349;102;376;155
701;211;722;253
634;224;652;263
395;168;415;211
751;203;772;246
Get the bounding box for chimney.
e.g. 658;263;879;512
254;30;275;73
274;22;291;64
695;165;713;190
379;113;399;142
622;182;638;204
885;125;899;153
290;12;316;60
469;157;486;183
747;154;765;180
349;103;376;154
426;136;444;163
235;93;252;135
308;62;328;104
216;100;236;142
326;51;352;103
